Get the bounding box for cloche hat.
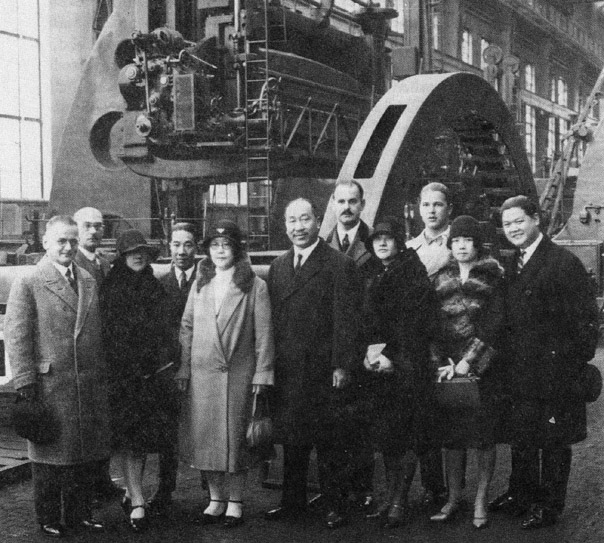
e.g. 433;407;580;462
116;229;160;260
365;216;406;254
202;219;244;250
447;215;483;249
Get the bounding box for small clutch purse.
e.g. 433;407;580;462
434;375;481;410
246;393;274;449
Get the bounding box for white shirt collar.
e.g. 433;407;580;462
175;264;195;281
423;225;450;246
521;232;543;264
337;222;361;246
293;238;320;267
79;247;98;262
51;261;75;279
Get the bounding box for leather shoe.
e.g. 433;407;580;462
40;523;66;538
94;482;125;502
488;492;526;516
308;493;326;510
69;518;105;532
265;506;303;521
325;510;347;529
521;507;557;530
223;515;244;528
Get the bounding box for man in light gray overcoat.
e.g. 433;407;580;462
6;215;110;538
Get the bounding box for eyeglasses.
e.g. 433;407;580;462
209;241;233;250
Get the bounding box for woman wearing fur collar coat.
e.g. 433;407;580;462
175;220;274;528
430;216;505;530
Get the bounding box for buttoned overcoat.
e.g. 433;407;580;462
176;259;274;472
267;239;362;445
6;256;110;465
503;236;599;446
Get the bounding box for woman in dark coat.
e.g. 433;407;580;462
429;216;505;529
100;229;171;532
360;217;438;527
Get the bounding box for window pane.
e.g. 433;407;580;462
0;35;20;116
18;0;39;39
0;0;19;34
19;39;40;118
0;118;22;199
21;120;42;200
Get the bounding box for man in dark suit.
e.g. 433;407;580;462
150;222;198;515
265;198;362;529
324;180;374;513
73;207;120;504
489;195;598;529
325;180;372;269
6;216;109;537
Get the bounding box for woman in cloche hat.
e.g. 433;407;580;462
430;215;505;529
100;229;171;532
359;217;439;527
175;220;274;528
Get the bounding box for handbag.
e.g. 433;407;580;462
11;395;60;445
434;375;481;410
246;393;273;449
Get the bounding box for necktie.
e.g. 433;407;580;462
65;268;78;295
294;254;303;275
179;270;187;290
341;233;350;253
517;250;526;274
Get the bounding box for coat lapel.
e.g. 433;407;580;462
216;282;245;339
41;258;79;313
279;240;328;301
512;236;549;290
74;265;95;338
199;283;228;361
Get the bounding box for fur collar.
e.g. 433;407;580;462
435;256;503;299
195;254;255;293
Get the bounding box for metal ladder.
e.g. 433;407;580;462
243;0;286;251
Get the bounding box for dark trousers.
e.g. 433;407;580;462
91;457;115;492
508;445;572;513
281;442;348;512
155;377;181;496
32;461;95;525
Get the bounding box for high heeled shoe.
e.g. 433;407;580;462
472;515;489;529
128;505;149;533
430;501;460;522
384;503;409;528
223;500;244;528
201;499;227;525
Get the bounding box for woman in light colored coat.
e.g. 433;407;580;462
176;220;274;528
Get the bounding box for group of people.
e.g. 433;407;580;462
5;178;599;539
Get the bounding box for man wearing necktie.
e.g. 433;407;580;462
6;216;109;537
265;198;362;529
73;207;120;504
152;222;198;515
325;181;372;269
324;181;375;514
490;195;599;530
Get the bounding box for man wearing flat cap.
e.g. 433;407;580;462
6;215;109;538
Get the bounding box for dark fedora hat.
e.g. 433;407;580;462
116;229;160;260
11;396;60;445
365;216;406;254
202;219;244;250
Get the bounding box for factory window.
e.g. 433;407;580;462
480;39;490;71
524;64;536;93
461;30;474;65
93;0;113;38
524;105;536;172
550;76;568;107
432;11;441;50
0;0;45;201
209;183;248;206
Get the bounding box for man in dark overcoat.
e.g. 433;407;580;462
73;206;119;503
324;180;374;513
265;198;362;529
490;195;599;529
6;215;110;538
150;222;198;514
